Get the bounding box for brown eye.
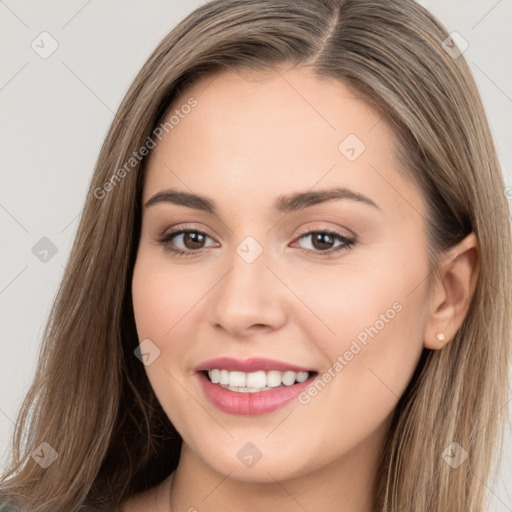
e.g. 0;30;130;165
180;231;207;250
157;229;217;256
293;229;355;256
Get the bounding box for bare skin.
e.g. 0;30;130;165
120;65;479;511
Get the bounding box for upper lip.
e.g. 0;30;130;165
194;357;316;374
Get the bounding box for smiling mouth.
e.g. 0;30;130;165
202;369;318;393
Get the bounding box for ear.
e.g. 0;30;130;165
424;232;480;350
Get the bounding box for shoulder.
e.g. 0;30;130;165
0;499;20;512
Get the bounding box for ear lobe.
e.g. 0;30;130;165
423;232;480;350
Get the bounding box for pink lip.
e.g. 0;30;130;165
194;357;315;373
197;371;316;415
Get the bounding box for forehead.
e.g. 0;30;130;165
142;66;425;222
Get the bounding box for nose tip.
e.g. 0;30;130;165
208;248;286;337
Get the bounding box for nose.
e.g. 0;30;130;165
208;240;288;337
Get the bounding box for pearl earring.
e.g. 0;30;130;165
436;333;446;342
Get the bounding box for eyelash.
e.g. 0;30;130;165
155;227;356;258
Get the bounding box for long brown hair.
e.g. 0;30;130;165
1;0;510;510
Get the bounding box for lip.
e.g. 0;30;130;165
197;371;317;415
194;357;315;373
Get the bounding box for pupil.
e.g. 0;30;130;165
185;232;205;249
313;233;333;250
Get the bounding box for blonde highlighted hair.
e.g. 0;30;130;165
1;0;510;510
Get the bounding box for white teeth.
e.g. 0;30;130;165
282;371;296;386
246;371;266;388
206;369;312;392
266;370;282;388
296;371;309;383
229;371;246;387
210;369;221;384
219;369;229;385
228;386;261;393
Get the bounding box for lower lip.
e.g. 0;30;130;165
197;372;315;415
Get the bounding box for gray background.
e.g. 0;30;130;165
1;0;511;509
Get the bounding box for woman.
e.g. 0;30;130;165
1;0;510;510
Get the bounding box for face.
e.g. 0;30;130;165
132;66;432;483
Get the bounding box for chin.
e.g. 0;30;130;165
195;440;317;483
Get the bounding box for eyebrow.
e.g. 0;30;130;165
144;187;381;214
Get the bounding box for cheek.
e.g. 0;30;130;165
131;252;215;430
131;250;206;346
299;298;426;477
287;253;429;437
